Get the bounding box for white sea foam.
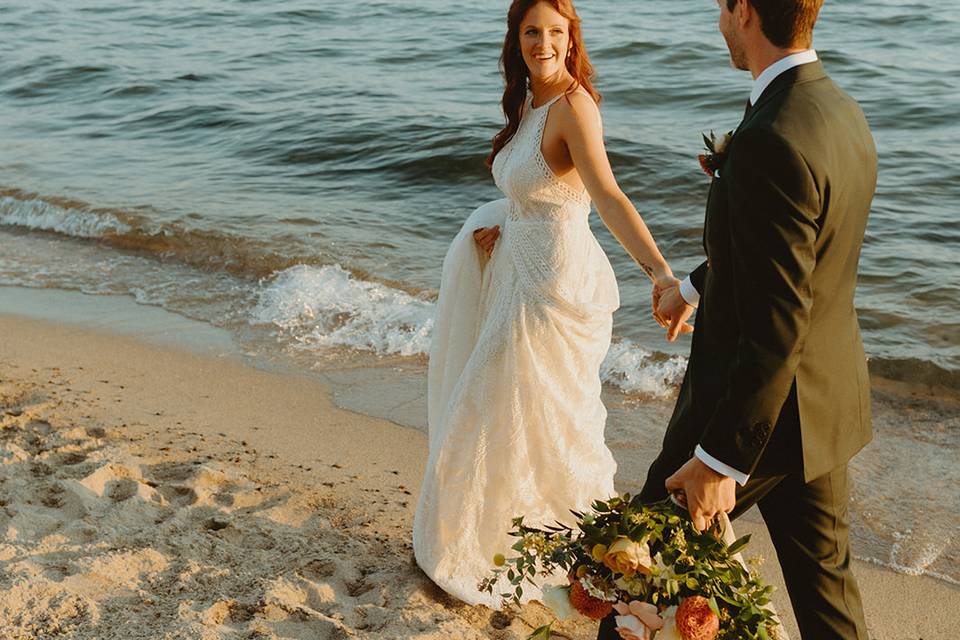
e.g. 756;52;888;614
858;555;960;586
254;264;688;396
867;528;959;584
0;196;131;238
601;338;687;398
252;264;435;357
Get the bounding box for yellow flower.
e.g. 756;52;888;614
493;554;506;567
602;537;653;578
591;543;608;563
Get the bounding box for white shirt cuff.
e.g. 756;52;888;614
679;276;701;309
695;445;750;486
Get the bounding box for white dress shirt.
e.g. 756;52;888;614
682;50;819;485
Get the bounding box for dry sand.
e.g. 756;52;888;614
0;311;956;639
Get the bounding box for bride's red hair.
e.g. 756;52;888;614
486;0;600;168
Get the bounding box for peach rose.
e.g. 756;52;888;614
613;600;664;640
603;537;653;578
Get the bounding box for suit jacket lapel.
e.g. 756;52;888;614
734;60;827;135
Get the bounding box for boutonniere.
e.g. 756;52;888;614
697;130;733;178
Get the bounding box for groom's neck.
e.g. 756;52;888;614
747;42;810;80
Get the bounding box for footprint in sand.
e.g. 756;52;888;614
158;484;198;507
39;483;65;509
105;478;141;502
26;419;53;436
58;451;87;466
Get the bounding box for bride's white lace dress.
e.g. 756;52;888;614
413;90;620;607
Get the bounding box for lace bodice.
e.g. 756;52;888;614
491;91;593;221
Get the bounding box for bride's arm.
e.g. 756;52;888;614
556;93;674;288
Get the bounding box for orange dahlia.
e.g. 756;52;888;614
675;596;719;640
568;581;613;620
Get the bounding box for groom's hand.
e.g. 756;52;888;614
665;457;736;532
656;285;694;342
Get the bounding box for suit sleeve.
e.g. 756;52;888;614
689;260;708;295
698;127;820;476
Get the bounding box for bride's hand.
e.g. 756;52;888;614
650;271;678;325
473;226;500;258
653;271;679;293
656;281;695;342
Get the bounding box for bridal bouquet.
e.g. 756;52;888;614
480;495;780;640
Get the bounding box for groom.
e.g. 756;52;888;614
600;1;877;638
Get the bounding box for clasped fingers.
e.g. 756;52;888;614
656;285;695;341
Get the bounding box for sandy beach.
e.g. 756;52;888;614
0;297;957;639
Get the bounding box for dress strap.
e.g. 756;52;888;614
530;91;566;111
536;88;602;131
532;91;570;145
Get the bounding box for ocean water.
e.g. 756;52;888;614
1;1;957;584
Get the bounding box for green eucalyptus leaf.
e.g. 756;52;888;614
727;534;752;556
527;624;553;640
708;596;720;616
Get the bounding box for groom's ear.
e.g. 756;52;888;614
734;0;753;29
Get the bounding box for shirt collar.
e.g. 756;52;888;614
750;49;819;106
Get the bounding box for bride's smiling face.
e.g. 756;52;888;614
519;3;571;83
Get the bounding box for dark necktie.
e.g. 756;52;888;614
743;98;753;118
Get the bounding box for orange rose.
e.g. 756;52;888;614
675;596;719;640
569;581;613;620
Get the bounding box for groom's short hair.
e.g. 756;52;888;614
727;0;824;48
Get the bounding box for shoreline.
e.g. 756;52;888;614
0;289;957;638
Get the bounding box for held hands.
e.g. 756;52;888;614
473;226;500;258
652;281;694;342
665;457;736;532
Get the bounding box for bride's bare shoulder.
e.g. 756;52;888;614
552;88;601;132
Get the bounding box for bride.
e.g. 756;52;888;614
413;0;682;607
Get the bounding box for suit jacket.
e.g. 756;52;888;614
667;61;877;482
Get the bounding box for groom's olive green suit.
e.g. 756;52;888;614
600;61;878;639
